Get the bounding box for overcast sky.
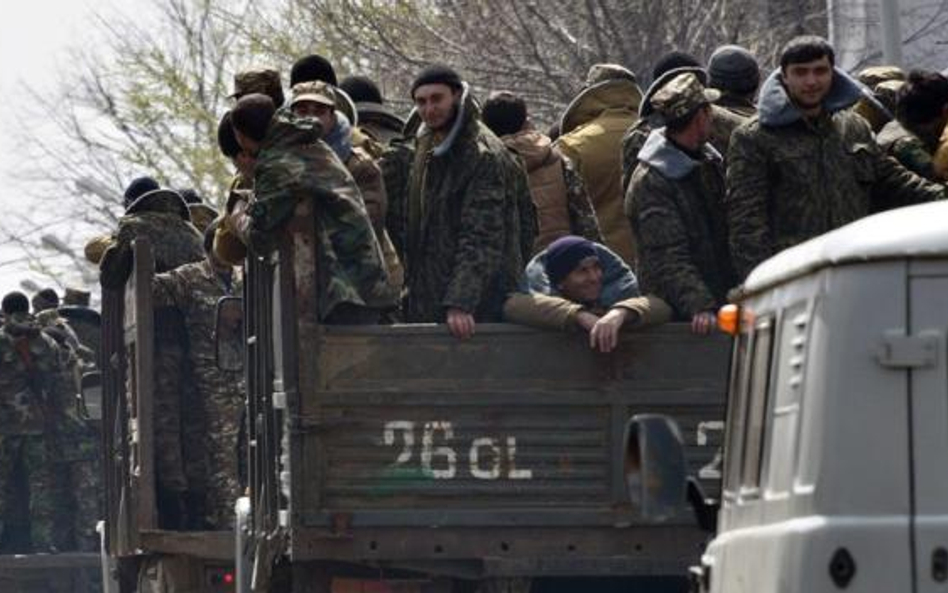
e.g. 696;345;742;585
0;1;122;297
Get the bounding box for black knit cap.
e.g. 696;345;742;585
124;176;160;209
340;75;384;105
708;45;760;95
651;51;702;83
545;236;598;287
2;291;29;316
411;64;463;97
217;111;241;158
290;54;338;87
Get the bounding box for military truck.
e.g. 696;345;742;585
99;195;730;592
647;201;948;593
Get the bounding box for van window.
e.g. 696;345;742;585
740;317;775;491
722;327;751;497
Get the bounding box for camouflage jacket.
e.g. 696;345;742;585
247;112;395;318
626;129;736;319
112;191;204;273
387;85;528;322
0;313;63;435
713;94;757;119
153;258;243;367
727;68;947;280
877;119;936;180
621;105;746;194
502;130;601;253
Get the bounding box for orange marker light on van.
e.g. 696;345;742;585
717;304;740;335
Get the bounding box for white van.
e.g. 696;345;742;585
629;200;948;593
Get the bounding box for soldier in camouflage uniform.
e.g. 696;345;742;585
153;222;244;529
877;70;948;180
385;65;530;338
0;292;71;552
726;37;947;281
100;184;206;528
626;73;737;332
621;66;746;195
482;90;602;254
708;45;760;118
290;80;405;294
226;93;396;322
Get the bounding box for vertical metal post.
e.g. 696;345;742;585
879;0;903;66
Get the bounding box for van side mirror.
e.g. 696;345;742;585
216;296;244;372
80;371;103;421
623;414;687;521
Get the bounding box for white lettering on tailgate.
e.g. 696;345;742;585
383;421;534;480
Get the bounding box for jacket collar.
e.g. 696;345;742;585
758;66;871;127
559;78;643;136
637;127;721;180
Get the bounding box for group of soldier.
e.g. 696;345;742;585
0;287;101;553
3;32;948;544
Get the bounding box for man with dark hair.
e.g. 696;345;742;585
290;54;338;87
0;291;70;552
226;93;395;323
626;73;737;332
230;67;284;107
482;90;601;253
503;236;670;351
726;36;946;280
708;45;760;117
877;70;948;179
385;64;531;338
557;64;642;265
152;220;244;529
340;75;406;146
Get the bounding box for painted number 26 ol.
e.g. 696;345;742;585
383;421;533;481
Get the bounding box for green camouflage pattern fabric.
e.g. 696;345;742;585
626;131;736;319
0;313;71;551
877;119;937;180
247;111;396;319
0;435;71;551
562;155;603;243
111;192;204;274
154;258;244;529
714;93;757;118
727;110;947;280
0;313;62;435
650;72;720;121
388;89;528;322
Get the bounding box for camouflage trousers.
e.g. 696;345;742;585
58;421;102;552
196;369;244;530
0;434;71;552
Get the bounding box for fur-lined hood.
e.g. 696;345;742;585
637;127;722;180
757;67;872;127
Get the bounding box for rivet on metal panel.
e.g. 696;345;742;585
793;314;808;328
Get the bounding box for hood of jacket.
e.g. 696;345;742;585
503;130;556;171
560;78;643;136
637;127;722;180
125;188;191;220
758;66;871;127
357;102;407;133
324;111;355;162
416;82;479;157
524;242;639;307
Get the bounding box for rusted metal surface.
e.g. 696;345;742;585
248;201;729;580
139;531;235;560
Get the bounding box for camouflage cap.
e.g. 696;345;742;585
231;68;283;101
649;72;720;121
857;65;906;89
188;203;219;233
585;63;637;86
290;80;336;108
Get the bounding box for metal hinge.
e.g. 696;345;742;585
877;331;939;369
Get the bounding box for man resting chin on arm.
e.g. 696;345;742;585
503;236;671;352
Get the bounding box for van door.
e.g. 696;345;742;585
909;269;948;593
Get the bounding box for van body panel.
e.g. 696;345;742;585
909;275;948;593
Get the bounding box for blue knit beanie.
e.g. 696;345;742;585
545;236;598;287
